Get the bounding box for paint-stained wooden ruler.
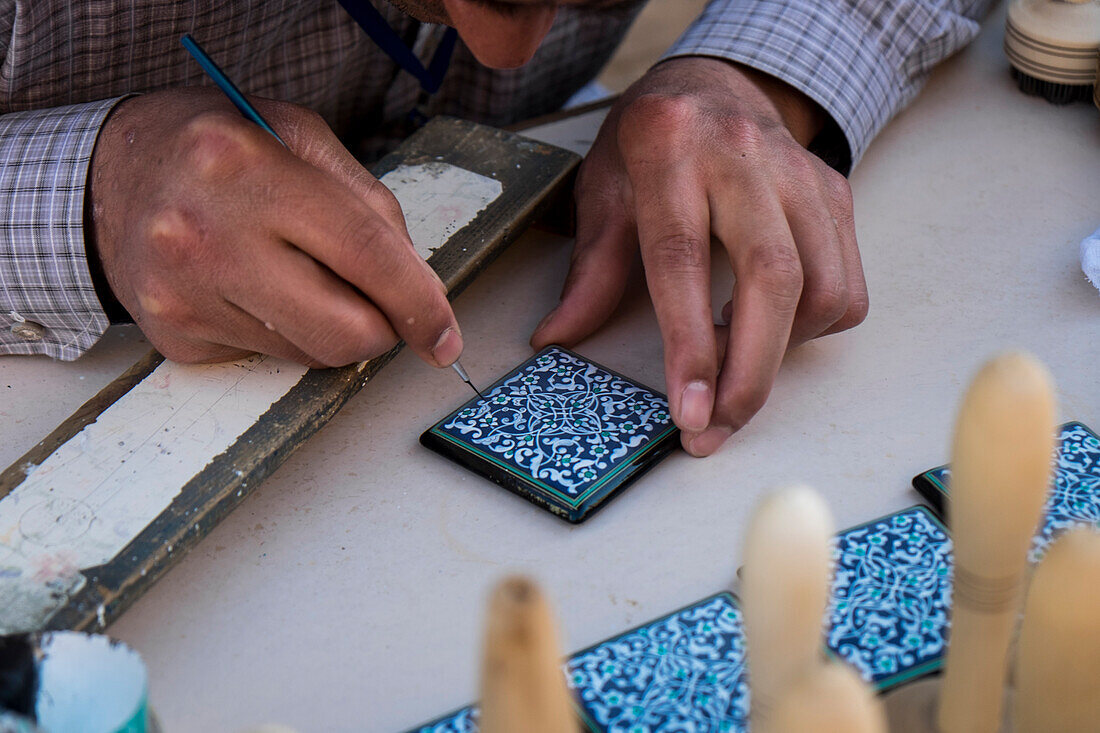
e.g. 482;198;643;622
0;117;580;634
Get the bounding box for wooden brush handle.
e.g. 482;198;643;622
937;352;1056;733
1013;528;1100;732
742;485;833;725
761;662;886;733
479;577;576;733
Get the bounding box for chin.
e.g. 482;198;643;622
466;43;542;70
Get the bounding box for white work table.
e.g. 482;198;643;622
1;7;1097;731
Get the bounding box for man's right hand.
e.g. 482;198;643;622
87;88;463;368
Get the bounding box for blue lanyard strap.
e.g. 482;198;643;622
337;0;458;95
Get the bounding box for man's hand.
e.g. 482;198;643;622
531;57;868;456
87;88;463;368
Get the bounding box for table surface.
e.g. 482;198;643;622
2;6;1098;731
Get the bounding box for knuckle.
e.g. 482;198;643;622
715;386;769;432
288;104;325;130
155;297;200;334
779;145;819;181
132;265;214;337
145;206;201;266
619;93;698;153
624;92;698;132
181;112;261;180
310;312;396;367
747;244;803;299
308;318;366;367
139;285;200;333
646;232;709;276
825;169;854;209
803;273;849;324
721;114;767;155
844;291;871;328
278;103;327;145
340;215;413;283
360;176;405;222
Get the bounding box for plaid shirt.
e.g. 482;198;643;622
0;0;991;360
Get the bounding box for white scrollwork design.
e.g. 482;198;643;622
438;348;672;498
827;507;952;686
566;595;749;732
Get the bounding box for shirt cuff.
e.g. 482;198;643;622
0;98;127;360
663;0;982;173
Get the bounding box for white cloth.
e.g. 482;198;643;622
1081;226;1100;294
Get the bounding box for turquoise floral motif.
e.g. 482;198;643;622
927;422;1100;562
411;595;748;733
1035;422;1100;561
438;347;673;499
826;507;952;688
566;594;749;732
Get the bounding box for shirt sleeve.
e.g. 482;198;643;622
662;0;994;173
0;98;126;360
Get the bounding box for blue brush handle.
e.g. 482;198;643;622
180;34;288;148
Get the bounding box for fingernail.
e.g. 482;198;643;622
679;381;712;433
432;327;463;367
688;426;733;457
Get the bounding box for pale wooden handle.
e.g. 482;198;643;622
938;352;1056;733
760;662;886;733
479;577;576;733
939;607;1021;732
1013;528;1100;732
742;486;833;724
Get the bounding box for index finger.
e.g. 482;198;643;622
629;161;718;436
693;194;803;456
259;103;460;366
274;160;461;368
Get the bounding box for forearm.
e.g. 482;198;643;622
664;0;995;173
0;98;126;360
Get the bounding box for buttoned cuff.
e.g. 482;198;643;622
0;98;126;360
663;0;981;174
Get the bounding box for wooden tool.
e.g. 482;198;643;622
741;485;834;727
478;576;576;733
1004;0;1100;104
1012;527;1100;732
0;117;579;635
761;662;886;733
936;352;1056;733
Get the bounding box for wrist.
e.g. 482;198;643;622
84;96;136;324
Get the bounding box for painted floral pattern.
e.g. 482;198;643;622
925;422;1100;562
410;595;748;733
826;506;952;689
566;594;749;732
436;347;673;503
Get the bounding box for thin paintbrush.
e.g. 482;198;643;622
451;360;482;397
181;34;287;146
180;34;481;397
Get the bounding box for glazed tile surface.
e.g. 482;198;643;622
1042;422;1100;558
925;422;1100;561
409;595;749;733
566;593;749;732
434;347;674;505
826;507;952;689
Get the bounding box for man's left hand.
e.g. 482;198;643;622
531;56;868;456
